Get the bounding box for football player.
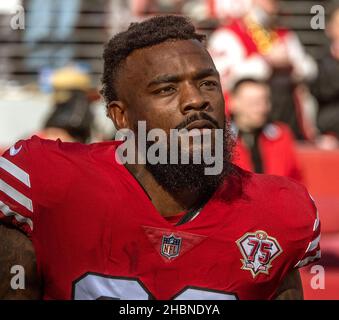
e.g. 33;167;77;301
0;15;320;300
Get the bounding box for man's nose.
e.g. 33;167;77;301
179;83;209;114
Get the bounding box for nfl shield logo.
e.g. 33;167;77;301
161;234;182;259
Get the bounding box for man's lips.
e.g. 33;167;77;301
185;120;217;131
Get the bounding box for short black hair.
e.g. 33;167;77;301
231;78;269;94
101;15;205;110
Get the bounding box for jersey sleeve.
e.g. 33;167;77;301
0;137;41;236
293;192;321;269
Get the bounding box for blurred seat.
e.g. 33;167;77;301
296;144;339;233
297;144;339;299
300;268;339;300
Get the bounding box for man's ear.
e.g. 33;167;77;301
107;101;128;130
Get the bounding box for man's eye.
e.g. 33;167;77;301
201;81;218;88
155;87;176;95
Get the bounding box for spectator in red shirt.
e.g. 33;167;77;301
230;78;303;182
208;0;318;140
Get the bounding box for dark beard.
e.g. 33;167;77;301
145;120;235;201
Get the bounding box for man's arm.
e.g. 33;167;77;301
0;223;41;299
275;269;304;300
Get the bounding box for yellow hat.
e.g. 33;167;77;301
51;66;91;90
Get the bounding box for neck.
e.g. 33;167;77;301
124;162;203;217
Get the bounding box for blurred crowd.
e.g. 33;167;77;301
1;0;339;181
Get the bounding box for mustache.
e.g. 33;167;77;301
175;113;220;131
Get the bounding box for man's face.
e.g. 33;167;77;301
230;82;271;131
253;0;279;15
109;39;232;194
113;39;225;136
327;9;339;42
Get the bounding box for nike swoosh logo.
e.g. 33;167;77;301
9;145;22;156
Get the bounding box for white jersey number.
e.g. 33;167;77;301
73;273;237;300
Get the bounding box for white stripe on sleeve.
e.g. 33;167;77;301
0;178;33;212
0;156;31;187
0;200;33;230
306;234;321;253
294;250;321;268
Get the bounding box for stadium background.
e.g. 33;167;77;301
0;0;338;299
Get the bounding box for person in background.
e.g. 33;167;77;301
24;0;81;71
41;90;94;143
311;3;339;149
208;0;252;21
230;78;303;182
208;0;317;140
36;66;94;143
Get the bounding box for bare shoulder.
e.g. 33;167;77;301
0;223;41;299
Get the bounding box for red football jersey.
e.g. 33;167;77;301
0;136;320;300
233;122;303;182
